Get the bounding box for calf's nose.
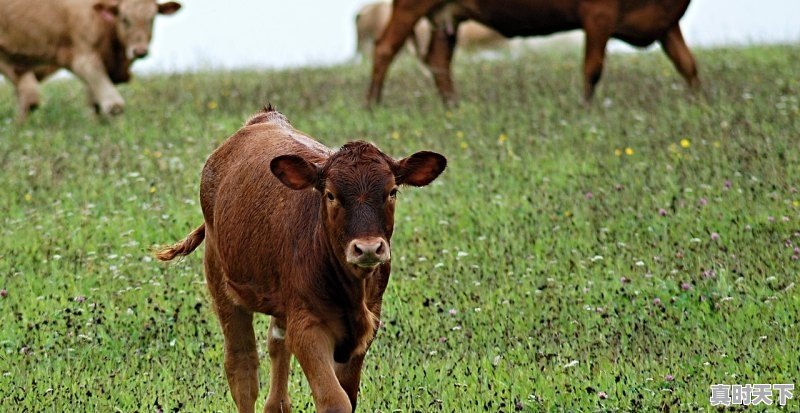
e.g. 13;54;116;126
346;237;390;268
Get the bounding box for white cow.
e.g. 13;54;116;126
0;0;181;120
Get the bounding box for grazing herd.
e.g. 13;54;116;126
1;0;701;121
4;1;702;412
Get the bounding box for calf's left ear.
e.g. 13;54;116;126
396;151;447;187
157;2;182;15
270;155;319;190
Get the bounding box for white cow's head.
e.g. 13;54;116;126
94;0;181;60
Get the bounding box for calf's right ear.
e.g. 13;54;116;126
396;151;447;187
270;155;319;190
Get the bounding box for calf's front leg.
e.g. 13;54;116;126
335;353;366;411
286;322;351;413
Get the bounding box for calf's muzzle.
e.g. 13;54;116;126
346;237;390;268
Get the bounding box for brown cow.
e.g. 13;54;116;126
157;106;447;413
0;0;181;120
366;0;700;106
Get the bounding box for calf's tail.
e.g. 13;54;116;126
156;223;205;261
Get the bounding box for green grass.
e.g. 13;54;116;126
1;44;799;412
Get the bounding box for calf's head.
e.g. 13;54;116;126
271;141;446;278
94;0;181;59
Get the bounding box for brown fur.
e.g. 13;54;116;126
157;107;446;413
366;0;700;105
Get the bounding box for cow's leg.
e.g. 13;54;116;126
221;306;259;413
659;24;700;89
286;322;350;413
425;19;459;106
335;353;366;411
204;247;259;413
69;53;125;116
0;61;41;121
16;72;42;117
579;6;616;102
264;318;292;413
366;0;442;106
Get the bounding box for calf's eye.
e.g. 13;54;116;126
326;191;335;202
389;188;398;199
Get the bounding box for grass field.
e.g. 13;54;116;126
1;44;799;412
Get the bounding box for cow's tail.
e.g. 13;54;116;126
156;223;205;261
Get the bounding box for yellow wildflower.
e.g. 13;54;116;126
625;147;634;156
456;131;464;139
207;101;218;110
614;149;622;156
391;132;399;140
149;186;156;193
460;142;468;149
24;193;32;202
680;139;690;148
498;133;508;144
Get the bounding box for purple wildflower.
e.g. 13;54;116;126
710;232;720;241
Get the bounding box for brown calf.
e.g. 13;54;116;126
366;0;700;106
157;107;447;413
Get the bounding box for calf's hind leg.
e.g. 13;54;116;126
264;318;292;413
205;248;259;413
